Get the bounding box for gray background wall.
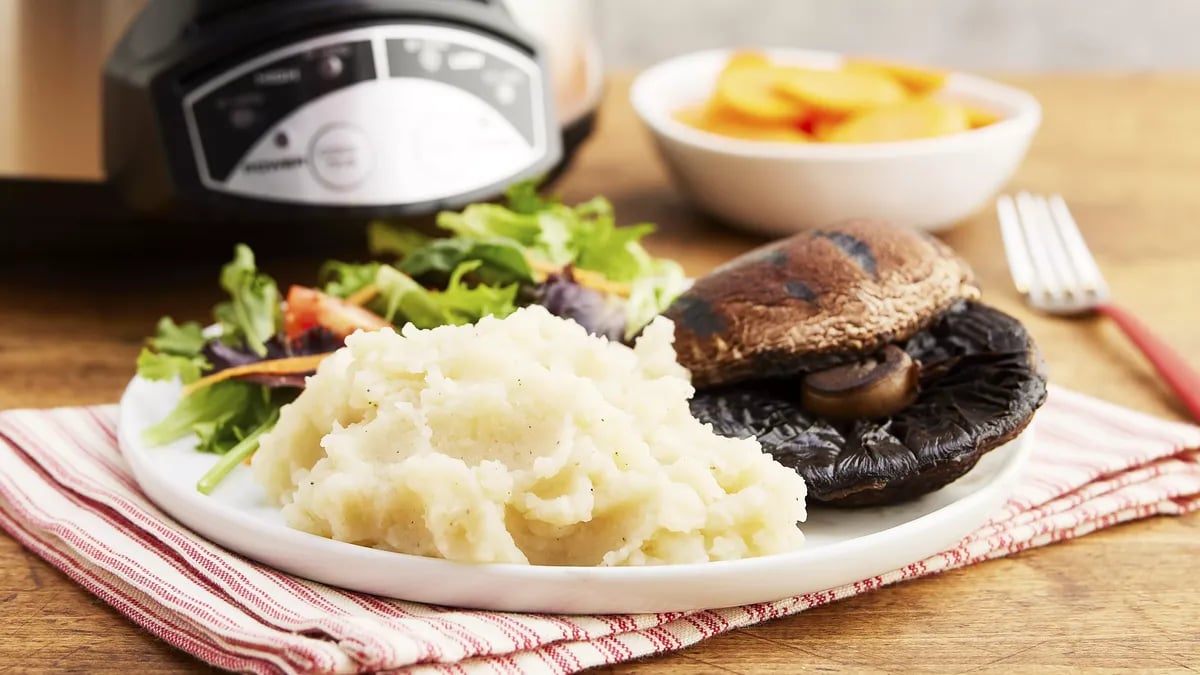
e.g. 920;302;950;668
592;0;1200;71
4;0;1194;72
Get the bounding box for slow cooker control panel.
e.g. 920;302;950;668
182;24;550;206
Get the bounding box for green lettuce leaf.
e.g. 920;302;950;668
214;245;280;357
320;261;381;299
374;265;446;328
436;261;520;325
195;407;280;495
142;380;295;454
137;348;210;384
433;188;662;280
369;181;686;340
374;262;518;329
436;204;543;245
531;208;576;265
191;386;288;455
550;196;657;282
574;220;658;283
624;259;691;340
431;201;594;270
504;179;556;214
399;238;534;286
367;222;431;260
142;380;258;448
149;317;207;357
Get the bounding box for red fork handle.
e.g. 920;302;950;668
1096;303;1200;421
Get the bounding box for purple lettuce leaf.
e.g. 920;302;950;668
530;271;628;343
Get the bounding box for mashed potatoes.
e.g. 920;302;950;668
252;306;807;566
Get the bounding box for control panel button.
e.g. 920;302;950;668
318;55;345;80
308;124;373;190
230;107;258;130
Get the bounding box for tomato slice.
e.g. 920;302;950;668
284;286;391;341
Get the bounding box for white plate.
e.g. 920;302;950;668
118;376;1034;615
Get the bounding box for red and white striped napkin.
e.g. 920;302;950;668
1;386;1199;674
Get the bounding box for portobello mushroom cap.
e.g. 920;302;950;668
665;220;980;389
670;221;1047;506
690;301;1048;507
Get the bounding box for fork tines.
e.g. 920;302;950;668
996;192;1110;314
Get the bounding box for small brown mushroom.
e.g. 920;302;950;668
801;345;919;420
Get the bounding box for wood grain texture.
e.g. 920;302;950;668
2;73;1200;673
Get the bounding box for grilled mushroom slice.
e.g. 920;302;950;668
690;302;1048;506
801;345;920;421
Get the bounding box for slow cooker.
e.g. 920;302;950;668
0;0;603;257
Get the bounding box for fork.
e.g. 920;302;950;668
997;192;1200;421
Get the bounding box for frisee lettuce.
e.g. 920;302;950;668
137;316;212;383
136;348;210;384
366;222;431;259
149;317;207;357
625;259;691;340
504;179;554;214
430;187;661;284
371;180;686;337
432;261;520;324
398;238;533;286
375;264;445;326
214;244;280;357
320;260;381;298
375;262;518;328
575;220;658;283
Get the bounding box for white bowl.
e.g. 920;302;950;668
630;48;1042;235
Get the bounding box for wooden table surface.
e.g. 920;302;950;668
3;73;1200;673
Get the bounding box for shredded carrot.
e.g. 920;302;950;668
182;354;330;396
573;269;634;298
346;284;380;306
525;256;633;298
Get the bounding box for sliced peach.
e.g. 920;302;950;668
673;104;710;128
963;104;1003;128
843;57;948;95
714;65;808;123
810;117;847;142
706;115;810;142
725;50;771;71
673;103;809;143
774;67;908;115
822;99;969;143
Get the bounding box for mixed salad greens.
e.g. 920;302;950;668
137;182;689;493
